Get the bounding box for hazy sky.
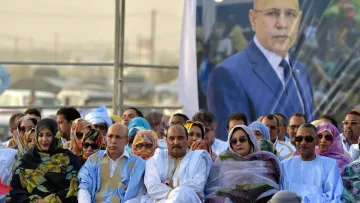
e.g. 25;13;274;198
0;0;183;54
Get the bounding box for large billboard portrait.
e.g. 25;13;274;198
196;0;360;140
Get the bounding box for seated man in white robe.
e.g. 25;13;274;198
281;124;343;202
78;123;146;203
144;124;212;203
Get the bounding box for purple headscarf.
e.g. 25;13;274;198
316;123;350;172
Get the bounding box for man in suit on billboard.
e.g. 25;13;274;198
207;0;316;141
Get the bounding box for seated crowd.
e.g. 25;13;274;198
1;106;360;202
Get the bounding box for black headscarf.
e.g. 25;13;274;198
10;118;80;203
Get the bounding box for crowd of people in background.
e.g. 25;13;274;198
0;105;359;202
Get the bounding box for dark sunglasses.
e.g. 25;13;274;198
83;142;99;149
18;126;35;133
230;136;248;145
94;124;107;131
135;143;153;150
318;134;333;141
295;136;314;143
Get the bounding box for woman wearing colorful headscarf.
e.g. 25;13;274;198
249;121;270;141
7;115;38;150
10;118;81;203
70;118;105;165
126;117;151;153
341;158;360;202
258;139;277;155
22;128;36;150
184;121;206;148
131;130;158;160
128;117;151;130
205;125;280;203
316;123;350;173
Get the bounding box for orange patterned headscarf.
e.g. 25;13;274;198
131;130;158;160
70;118;95;156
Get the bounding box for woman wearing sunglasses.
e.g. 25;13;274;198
131;130;158;160
6;115;38;149
70;118;105;165
316;123;350;173
205;125;280;203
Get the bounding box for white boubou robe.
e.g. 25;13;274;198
144;149;212;203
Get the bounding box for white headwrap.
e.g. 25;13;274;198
84;105;113;129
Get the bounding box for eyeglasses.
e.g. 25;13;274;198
318;134;333;141
288;125;301;130
83;142;99;149
230;136;248;145
135;143;153;150
18;126;35;133
295;136;314;143
342;121;360;126
94;124;107;131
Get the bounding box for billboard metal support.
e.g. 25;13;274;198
113;0;126;116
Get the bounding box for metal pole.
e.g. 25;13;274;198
113;0;121;115
150;9;156;64
0;61;178;69
118;0;126;115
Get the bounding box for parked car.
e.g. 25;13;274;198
0;89;62;117
122;75;155;100
57;89;113;106
153;79;178;105
0;114;11;142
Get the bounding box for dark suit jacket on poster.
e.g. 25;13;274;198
207;40;316;141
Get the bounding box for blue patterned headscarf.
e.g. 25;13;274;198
249;121;270;141
128;117;151;130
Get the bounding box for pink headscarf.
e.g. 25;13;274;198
316;123;350;172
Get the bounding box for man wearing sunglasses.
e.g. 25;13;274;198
281;124;343;202
144;124;212;202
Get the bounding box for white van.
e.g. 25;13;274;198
0;89;62;117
